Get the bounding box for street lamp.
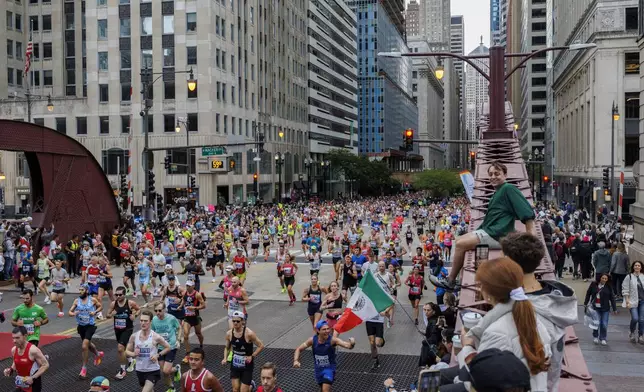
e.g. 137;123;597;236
176;118;192;196
141;66;198;219
320;160;331;200
377;42;596;134
304;157;313;198
46;95;53;112
278;128;284;139
435;64;445;80
275;152;285;203
610;101;620;211
0;173;5;180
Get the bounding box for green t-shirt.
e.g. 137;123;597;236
12;304;47;342
477;182;535;240
152;314;180;350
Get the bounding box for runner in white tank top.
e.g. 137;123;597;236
125;311;172;392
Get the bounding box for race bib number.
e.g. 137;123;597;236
88;275;98;284
79;314;90;324
187;273;196;282
15;376;29;389
235;263;243;270
139;347;151;358
411;287;421;294
232;354;247;368
315;354;330;367
22;265;30;272
53;280;64;289
114;318;127;329
310;294;321;304
283;267;292;275
25;324;35;335
98;274;107;283
184;307;196;317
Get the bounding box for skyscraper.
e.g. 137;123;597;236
465;40;490;142
419;0;451;51
450;15;466;167
405;0;420;37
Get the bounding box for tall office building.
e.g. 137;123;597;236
465;40;489;142
450;15;466;167
307;0;358;196
491;0;509;46
347;0;417;155
0;0;308;215
418;0;450;51
405;0;420;37
517;0;547;155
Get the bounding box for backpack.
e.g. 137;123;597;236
554;243;564;259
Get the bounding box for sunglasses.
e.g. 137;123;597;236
115;293;124;297
155;309;164;313
232;319;243;323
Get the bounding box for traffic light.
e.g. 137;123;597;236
470;151;476;158
148;170;156;194
253;173;258;186
258;133;265;153
119;174;127;195
403;129;414;151
543;175;549;183
164;156;171;170
190;175;196;189
156;194;164;213
602;167;610;189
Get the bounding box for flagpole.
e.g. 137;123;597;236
24;19;34;122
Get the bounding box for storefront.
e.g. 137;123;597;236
164;187;200;210
15;187;30;216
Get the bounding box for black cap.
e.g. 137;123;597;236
459;348;531;392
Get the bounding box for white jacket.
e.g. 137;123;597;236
460;302;551;392
622;273;644;308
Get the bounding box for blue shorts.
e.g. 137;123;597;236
315;367;335;385
88;284;99;295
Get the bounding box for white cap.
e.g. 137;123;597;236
164;264;173;270
231;311;245;319
186;280;195;286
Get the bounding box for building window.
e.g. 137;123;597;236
43;42;52;58
121;115;130;133
98;19;107;39
532;105;546;113
531;90;546;100
99;84;109;102
412;71;417;78
6;11;13;30
626;7;638;30
121;50;131;69
16;41;22;59
16;70;23;86
76;117;87;135
531;36;546;45
7;40;13;57
187;46;197;65
164;81;175;99
120;18;131;37
626;93;639;118
43;70;52;86
98;52;108;70
42;15;52;31
100;116;110;134
142;49;153;68
163;15;174;34
625;52;639;74
101;149;127;175
223;115;228;134
56;117;66;134
7;68;14;85
30;16;39;32
15;14;22;31
163;48;174;67
532;118;545;128
121;83;131;101
188;113;198;132
216;113;220;133
532;63;546;73
141;17;152;35
186;13;197;32
164;114;175;132
167;149;196;175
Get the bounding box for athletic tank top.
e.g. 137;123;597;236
233;256;246;274
307;285;322;313
227;286;246;316
113;300;133;331
166;286;181;312
13;342;38;391
183;290;200;317
408;275;423;295
184;368;213;392
75;297;96;326
312;335;336;370
282;262;295;277
134;331;161;372
230;326;253;370
185;263;200;284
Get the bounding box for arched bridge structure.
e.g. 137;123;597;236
0;120;121;241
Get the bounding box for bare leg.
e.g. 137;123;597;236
447;232;480;282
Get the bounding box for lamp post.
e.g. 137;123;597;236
304;157;313;199
378;43;596;135
141;67;196;218
611;101;620;212
175;117;191;195
274;153;285;203
320;160;330;200
527;148;544;200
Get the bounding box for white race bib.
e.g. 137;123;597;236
114;318;127;329
232;354;246;368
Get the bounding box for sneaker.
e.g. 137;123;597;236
386;319;391;329
630;333;637;342
281;288;286;293
44;297;51;305
639;336;644;344
79;367;87;379
133;291;138;298
593;338;599;344
94;351;104;366
96;312;104;320
427;275;458;291
414;319;418;326
174;364;181;382
212;278;217;283
115;369;126;380
127;359;136;372
601;340;607;346
370;360;380;371
57;312;64;318
126;288;132;296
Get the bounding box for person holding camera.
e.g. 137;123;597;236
418;302;444;368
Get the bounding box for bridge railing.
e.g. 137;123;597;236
455;103;596;391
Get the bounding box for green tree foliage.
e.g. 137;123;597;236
413;169;464;197
326;149;400;196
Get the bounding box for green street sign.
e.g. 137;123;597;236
202;146;227;156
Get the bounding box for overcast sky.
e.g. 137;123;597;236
451;0;491;54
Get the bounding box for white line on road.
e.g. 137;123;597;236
189;300;265;338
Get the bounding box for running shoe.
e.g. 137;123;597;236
133;291;138;298
126;288;132;296
427;275;460;291
79;367;88;379
115;368;126;380
370;360;380;371
127;359;136;372
57;312;64;318
281;288;286;293
94;351;104;366
166;388;176;392
212;278;217;283
174;364;181;382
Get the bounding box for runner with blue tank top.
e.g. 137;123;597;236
136;253;154;307
293;320;355;391
68;284;104;380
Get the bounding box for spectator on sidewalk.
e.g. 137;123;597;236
592;242;612;282
610;243;629;299
622;261;644;343
584;273;617;345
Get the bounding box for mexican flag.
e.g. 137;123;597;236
334;270;394;333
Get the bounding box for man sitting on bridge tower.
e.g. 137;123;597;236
430;160;535;291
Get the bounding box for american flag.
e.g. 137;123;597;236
24;38;33;75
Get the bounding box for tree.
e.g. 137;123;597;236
327;149;395;197
414;169;464;197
